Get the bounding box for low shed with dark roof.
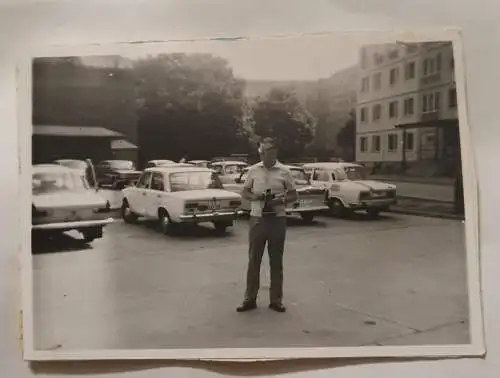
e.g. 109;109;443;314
32;124;134;164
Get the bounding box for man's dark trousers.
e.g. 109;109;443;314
244;215;287;305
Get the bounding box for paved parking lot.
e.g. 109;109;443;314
32;212;469;351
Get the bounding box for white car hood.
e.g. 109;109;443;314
114;169;141;175
33;191;107;209
348;180;396;191
170;189;241;201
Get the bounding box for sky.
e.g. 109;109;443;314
115;34;362;81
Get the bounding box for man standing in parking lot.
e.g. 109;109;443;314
237;137;298;313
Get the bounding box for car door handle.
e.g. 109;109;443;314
142;193;147;196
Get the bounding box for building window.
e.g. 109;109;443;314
404;97;415;116
372;104;382;121
372;135;381;152
422;91;441;113
436;53;442;71
374;53;384;65
405;61;416;80
406;44;418;54
373;72;382;90
361;77;370;92
360;107;368;122
360;137;368;152
388;49;399;59
389;67;399;85
449;88;457;108
389;101;399;118
361;48;369;69
388;134;398;152
423;57;436;76
405;132;415;150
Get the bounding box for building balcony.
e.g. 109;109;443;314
421;73;442;86
421;111;440;122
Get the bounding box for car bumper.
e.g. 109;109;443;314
179;210;245;222
287;205;329;213
348;198;397;209
32;217;114;230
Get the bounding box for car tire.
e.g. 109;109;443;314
213;221;229;235
300;213;315;223
158;209;175;235
82;226;102;243
367;208;381;218
328;198;351;218
121;200;138;223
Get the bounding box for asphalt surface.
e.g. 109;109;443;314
32;212;470;351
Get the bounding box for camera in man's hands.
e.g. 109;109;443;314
261;189;277;217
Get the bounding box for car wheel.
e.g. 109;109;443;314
121;200;138;223
367;208;381;218
213;221;229;235
158;209;175;235
82;226;102;243
300;213;315;223
328;198;351;218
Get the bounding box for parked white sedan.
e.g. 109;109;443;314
121;166;243;234
32;164;114;243
224;164;329;222
302;162;397;217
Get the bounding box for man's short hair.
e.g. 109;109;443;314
259;137;278;150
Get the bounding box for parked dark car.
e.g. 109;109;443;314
53;158;97;188
94;160;142;189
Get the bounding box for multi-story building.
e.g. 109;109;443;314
355;42;458;173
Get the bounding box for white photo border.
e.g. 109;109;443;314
18;28;485;361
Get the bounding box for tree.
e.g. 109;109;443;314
250;87;315;160
336;110;356;161
133;53;249;163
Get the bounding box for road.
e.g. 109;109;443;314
384;181;454;202
32;212;469;351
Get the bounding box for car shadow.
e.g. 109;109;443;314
140;220;237;240
31;232;93;254
321;211;398;222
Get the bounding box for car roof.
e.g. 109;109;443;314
149;159;176;163
244;163;304;171
301;162;361;169
211;161;247;165
33;163;81;174
144;166;212;174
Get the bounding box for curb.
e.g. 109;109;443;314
388;207;464;221
397;195;454;204
369;177;454;186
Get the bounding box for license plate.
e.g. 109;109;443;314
298;199;313;207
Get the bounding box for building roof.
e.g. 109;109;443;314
111;139;138;150
395;119;458;129
302;162;361;169
33;125;124;138
145;166;212;174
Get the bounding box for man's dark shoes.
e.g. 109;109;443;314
237;301;257;312
269;303;286;312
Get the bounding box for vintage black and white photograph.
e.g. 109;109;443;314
21;31;482;360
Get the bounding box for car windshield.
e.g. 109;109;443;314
33;171;89;194
290;169;310;184
58;160;87;170
342;166;367;180
225;164;246;174
169;171;222;191
109;161;134;170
